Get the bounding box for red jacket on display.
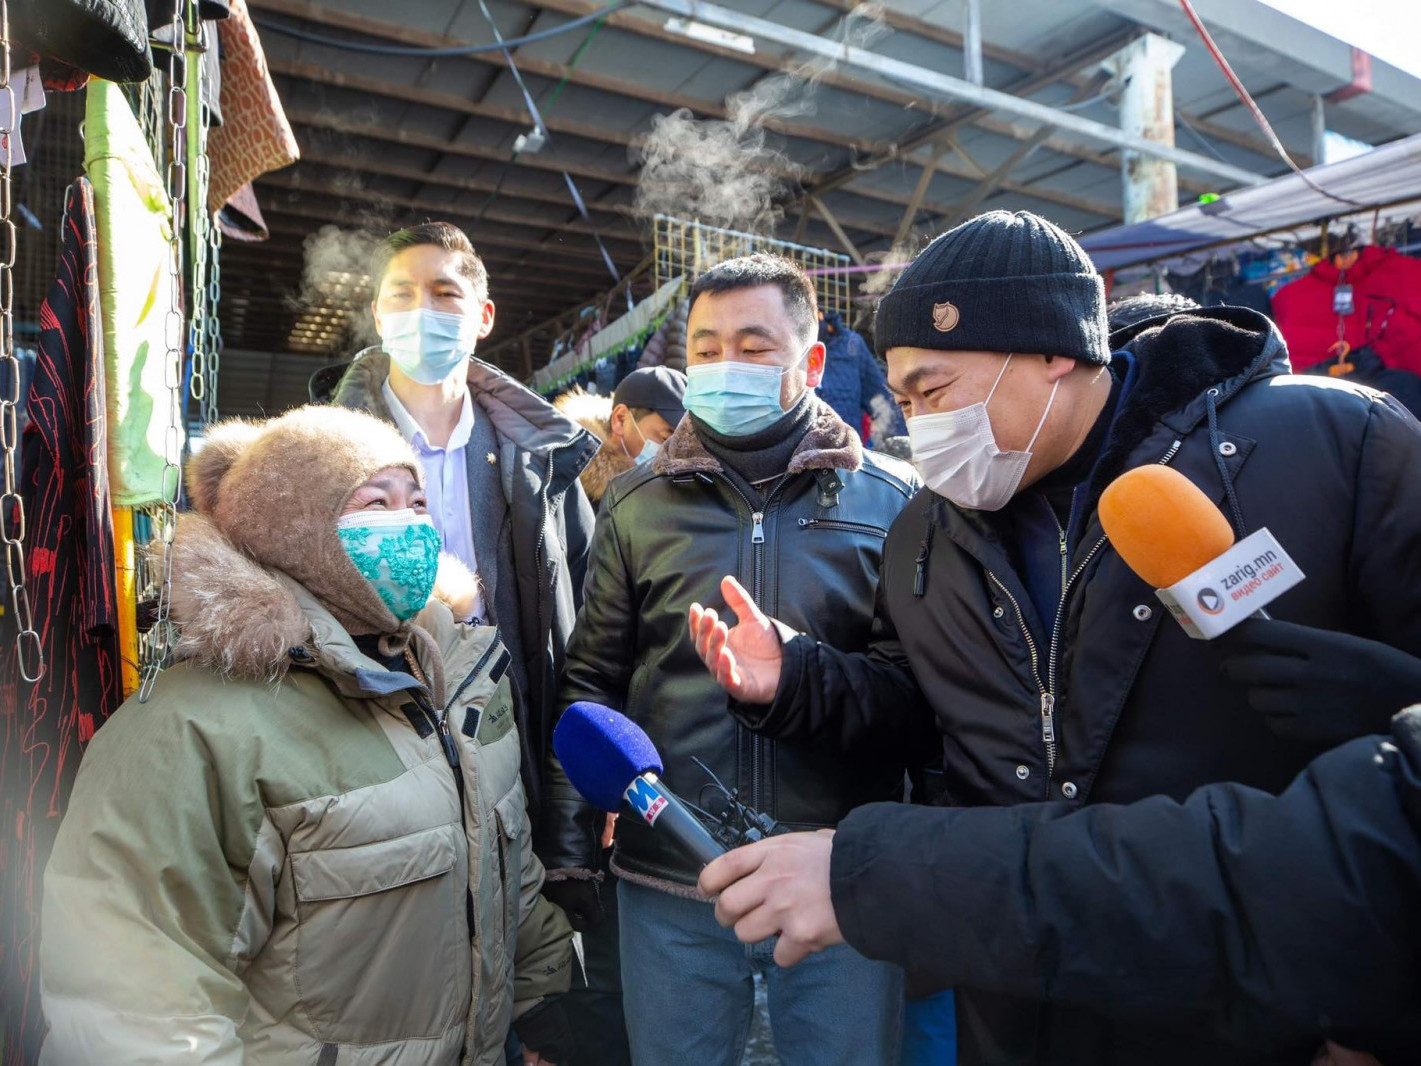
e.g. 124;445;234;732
1271;245;1421;373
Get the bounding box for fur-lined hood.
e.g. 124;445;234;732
170;511;479;684
652;396;863;478
553;387;635;503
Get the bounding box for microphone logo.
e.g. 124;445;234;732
625;777;670;825
1196;587;1225;615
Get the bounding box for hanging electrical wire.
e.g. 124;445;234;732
476;13;609;222
1177;0;1365;208
251;4;630;57
471;0;623;287
1175;109;1230;164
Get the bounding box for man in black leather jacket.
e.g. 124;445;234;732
549;254;919;1066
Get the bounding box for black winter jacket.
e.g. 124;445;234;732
550;401;920;888
332;351;599;828
735;308;1421;1063
831;706;1421;1062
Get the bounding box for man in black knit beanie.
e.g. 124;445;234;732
690;210;1421;1066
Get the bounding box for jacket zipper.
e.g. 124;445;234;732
445;634;506;717
797;517;888;536
718;476;787;812
989;439;1184;791
414;692;476;941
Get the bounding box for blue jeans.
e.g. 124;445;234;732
618;879;903;1066
902;991;957;1065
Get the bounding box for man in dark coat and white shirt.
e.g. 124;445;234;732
688;210;1421;1065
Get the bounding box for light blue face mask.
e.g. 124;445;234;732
380;308;480;386
337;508;443;621
619;423;661;466
684;361;790;436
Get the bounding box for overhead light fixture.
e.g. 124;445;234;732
513;126;547;155
665;17;754;55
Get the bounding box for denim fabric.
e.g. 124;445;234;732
902;991;957;1065
618;879;903;1066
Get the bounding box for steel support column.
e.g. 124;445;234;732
1108;33;1187;222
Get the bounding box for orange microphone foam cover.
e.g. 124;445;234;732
1098;465;1235;589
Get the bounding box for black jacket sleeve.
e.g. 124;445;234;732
830;708;1421;1057
539;501;636;874
561;478;597;614
729;573;938;764
1348;395;1421;657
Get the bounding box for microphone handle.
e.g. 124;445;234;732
623;773;727;868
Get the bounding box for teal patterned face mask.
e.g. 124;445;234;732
336;509;442;621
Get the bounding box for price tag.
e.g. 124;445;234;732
1333;284;1354;315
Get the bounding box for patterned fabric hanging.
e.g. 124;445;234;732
0;177;122;1066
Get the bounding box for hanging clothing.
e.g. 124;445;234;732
11;0;152;84
816;312;906;446
1271;245;1421;374
207;0;299;212
0;177;122;1066
83;77;184;506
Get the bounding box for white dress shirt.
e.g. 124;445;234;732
382;378;484;621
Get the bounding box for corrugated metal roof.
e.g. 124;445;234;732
214;0;1421;411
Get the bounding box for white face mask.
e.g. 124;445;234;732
907;354;1059;512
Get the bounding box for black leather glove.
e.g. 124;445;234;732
542;876;604;933
515;997;575;1065
1219;619;1421;745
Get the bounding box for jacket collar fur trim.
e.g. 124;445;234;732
170;512;479;684
652;397;863;478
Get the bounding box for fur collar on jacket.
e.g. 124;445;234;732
652;396;863;478
170;512;479;683
553;387;634;503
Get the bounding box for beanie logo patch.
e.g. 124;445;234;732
932;301;960;333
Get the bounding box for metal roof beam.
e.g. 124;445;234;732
258;172;644;247
249;0;881;153
285;107;631;186
289;149;623;218
256;212;624;280
268;57;638;147
636;0;1266;187
253;196;638;262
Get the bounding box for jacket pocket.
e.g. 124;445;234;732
290;823;469;1044
494;788;528;982
796;517;889;537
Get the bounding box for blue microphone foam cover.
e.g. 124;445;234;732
553;701;664;812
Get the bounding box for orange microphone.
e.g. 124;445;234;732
1098;466;1235;589
1100;466;1299;638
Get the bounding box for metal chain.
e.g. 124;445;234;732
138;0;191;703
188;19;210;420
204;220;222;425
0;0;41;682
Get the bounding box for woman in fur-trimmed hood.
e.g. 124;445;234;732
40;405;572;1066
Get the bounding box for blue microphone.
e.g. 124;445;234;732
554;701;726;868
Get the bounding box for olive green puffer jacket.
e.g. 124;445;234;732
40;513;571;1065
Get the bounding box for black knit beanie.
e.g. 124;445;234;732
875;210;1110;365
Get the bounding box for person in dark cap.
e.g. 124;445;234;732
553;368;687;512
688;210;1421;1065
610;365;687;466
